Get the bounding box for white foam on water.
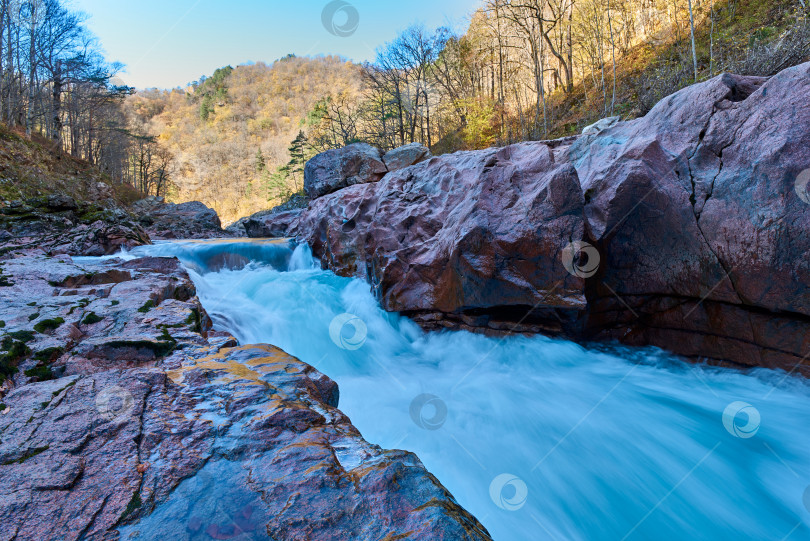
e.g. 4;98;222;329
120;240;810;540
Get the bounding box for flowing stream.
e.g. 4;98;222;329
107;239;810;540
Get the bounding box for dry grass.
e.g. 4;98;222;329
0;124;142;207
541;1;809;138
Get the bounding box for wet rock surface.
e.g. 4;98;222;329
131;197;232;240
256;62;810;373
301;143;586;326
0;250;491;540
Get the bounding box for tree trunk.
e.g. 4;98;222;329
687;0;698;82
566;0;574;93
26;2;37;136
52;60;62;147
0;0;6;121
607;0;617;115
709;0;715;76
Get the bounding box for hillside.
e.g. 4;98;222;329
545;0;810;137
126;56;362;224
0;125;140;207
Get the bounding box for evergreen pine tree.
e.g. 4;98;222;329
286;131;308;193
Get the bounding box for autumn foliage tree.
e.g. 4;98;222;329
0;0;175;197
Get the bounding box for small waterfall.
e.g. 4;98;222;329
117;239;810;540
91;238;297;273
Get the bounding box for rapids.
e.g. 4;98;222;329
104;239;810;540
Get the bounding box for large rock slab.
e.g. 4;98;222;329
0;250;491;540
131;197;231;240
304;143;387;199
573;65;810;371
243;208;303;238
0;197;150;256
263;62;810;373
383;142;431;171
296;142;587;334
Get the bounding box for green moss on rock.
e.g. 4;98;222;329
34;317;64;333
6;330;34;342
32;347;64;362
3;445;49;465
81;312;103;325
24;364;55;381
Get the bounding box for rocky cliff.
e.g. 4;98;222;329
249;62;810;374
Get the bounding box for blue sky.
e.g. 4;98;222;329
71;0;480;90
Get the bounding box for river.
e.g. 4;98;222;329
100;238;810;540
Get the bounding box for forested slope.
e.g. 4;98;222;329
131;0;809;224
0;124;139;205
126;57;361;224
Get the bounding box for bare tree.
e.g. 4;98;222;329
687;0;698;81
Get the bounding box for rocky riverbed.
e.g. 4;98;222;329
0;247;489;540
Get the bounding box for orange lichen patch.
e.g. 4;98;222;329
167;345;295;386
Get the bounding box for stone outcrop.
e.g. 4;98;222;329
581;116;620;135
0;195;150;256
298;143;587;327
304;143;387;199
131;197;231;240
252;62;810;374
243;208;302;238
576;68;809;371
383;142;431;171
227;194;308;237
0;250;491;540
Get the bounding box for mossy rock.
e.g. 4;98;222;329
0;337;31;383
32;347;64;362
6;330;34;342
3;446;50;465
81;312;103;325
34;318;64;333
24;363;55;381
